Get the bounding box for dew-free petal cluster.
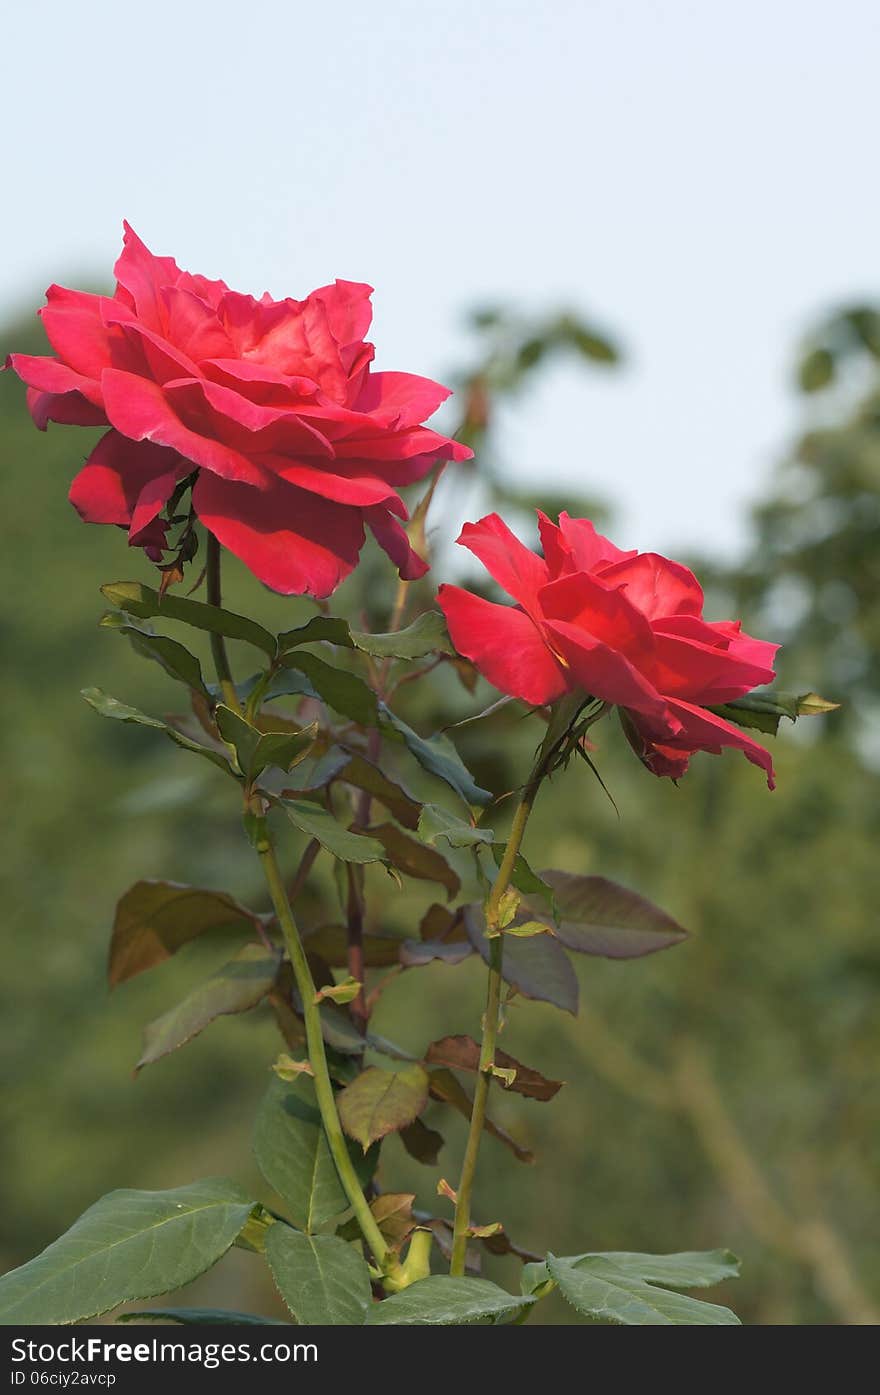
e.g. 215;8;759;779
438;512;779;786
8;224;471;594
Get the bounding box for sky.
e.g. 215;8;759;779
3;0;878;559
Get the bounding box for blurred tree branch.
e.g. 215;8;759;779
577;1014;879;1324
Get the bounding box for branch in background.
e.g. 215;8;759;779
576;1014;878;1325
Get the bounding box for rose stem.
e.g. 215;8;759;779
252;813;395;1276
205;532;242;713
448;756;548;1277
204;533;396;1278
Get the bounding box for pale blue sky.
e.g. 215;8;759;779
3;0;878;557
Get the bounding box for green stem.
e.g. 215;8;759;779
253;822;394;1274
205;532;242;714
204;535;396;1279
449;759;547;1276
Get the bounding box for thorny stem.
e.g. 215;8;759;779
345;726;382;1027
449;755;549;1276
205;537;398;1282
253;821;395;1276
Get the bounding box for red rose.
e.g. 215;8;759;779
437;511;780;786
7;223;471;595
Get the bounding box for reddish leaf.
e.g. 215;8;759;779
301;923;405;968
370;1193;417;1250
109;880;265;987
399;1118;445;1166
368;823;460;900
399;940;474;968
425;1035;563;1101
534;870;689;959
428;1068;534;1164
464;907;578;1015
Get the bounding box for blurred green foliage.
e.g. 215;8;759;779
0;298;877;1326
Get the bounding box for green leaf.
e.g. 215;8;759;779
277;798;386;864
266;1227;372;1327
279;651;378;725
351;611;454;660
215;706;316;782
337;1064;429;1150
464;908;578;1015
530;871;689;959
118;1307;288;1325
277;615;354;650
338;754;423;829
81;688;234;774
301;923;405;968
215;705;262;775
368;823;460;899
798;346;835;392
500;920;553;939
101;581;276;656
546;1254;741;1325
317;1001;368;1056
366;1276;533;1325
253;1076;348;1231
380;705;492;807
711;688;840;736
259;746;350;798
251;727;317;780
490;844;555;907
109;880;265;987
0;1179;255;1326
100;613;210;697
399;939;474;967
315;975;362;1006
399;1118;445;1166
567;324;619;364
590;1250;741;1289
418;804;494;848
136;944;281;1069
521;1248;741;1295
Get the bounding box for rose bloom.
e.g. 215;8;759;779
7;223;471;595
438;511;780;786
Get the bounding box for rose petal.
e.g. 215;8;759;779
663;699;776;789
366;507;429;581
537;510;576;578
541;616;670;721
332;424;472;463
7;353;103;408
114;222;185;330
598;552;705;619
455;513;550;611
311;279;374;352
354;371;452;428
268;457;407;512
193;472;365;597
159;285;236;362
538;571;656;663
162;377;334;458
201;357;320;405
26;387;107;430
69;429;184;526
101;368;267;487
39;285;135;380
557;512;638;573
438;586;569;706
648;631;777;704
